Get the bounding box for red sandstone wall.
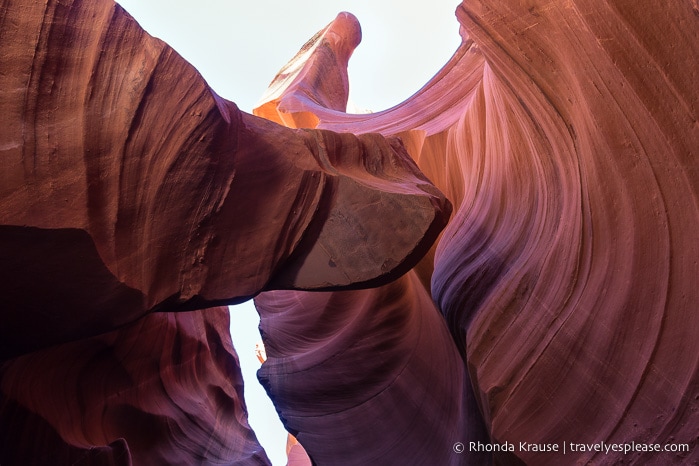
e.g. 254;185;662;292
252;2;699;464
0;0;448;464
1;0;698;464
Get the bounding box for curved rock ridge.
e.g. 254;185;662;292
255;11;362;128
253;1;699;464
2;0;698;464
253;12;487;466
0;0;451;464
0;307;269;465
0;0;450;358
437;2;699;464
255;272;474;465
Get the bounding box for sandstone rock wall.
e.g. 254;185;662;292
0;0;448;464
253;1;699;464
1;0;698;464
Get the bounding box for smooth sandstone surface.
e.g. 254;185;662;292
0;0;449;464
1;0;698;465
252;2;699;465
253;12;488;465
0;0;449;358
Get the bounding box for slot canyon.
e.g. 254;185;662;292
1;0;698;464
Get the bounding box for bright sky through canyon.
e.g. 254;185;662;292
115;1;461;463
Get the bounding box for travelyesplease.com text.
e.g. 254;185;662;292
455;440;690;455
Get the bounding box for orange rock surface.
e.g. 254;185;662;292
2;0;699;464
253;2;699;465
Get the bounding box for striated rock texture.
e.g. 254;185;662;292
253;12;487;465
2;0;698;464
0;307;268;465
253;2;699;465
256;272;474;465
0;0;450;464
0;0;450;359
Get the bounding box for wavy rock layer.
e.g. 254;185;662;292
253;13;488;466
0;0;450;358
440;2;699;464
2;0;698;464
0;307;268;465
0;0;450;464
253;2;699;464
256;272;475;465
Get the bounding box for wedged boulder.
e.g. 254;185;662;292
0;0;450;358
253;2;699;464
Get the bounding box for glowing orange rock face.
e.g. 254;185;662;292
253;3;699;465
